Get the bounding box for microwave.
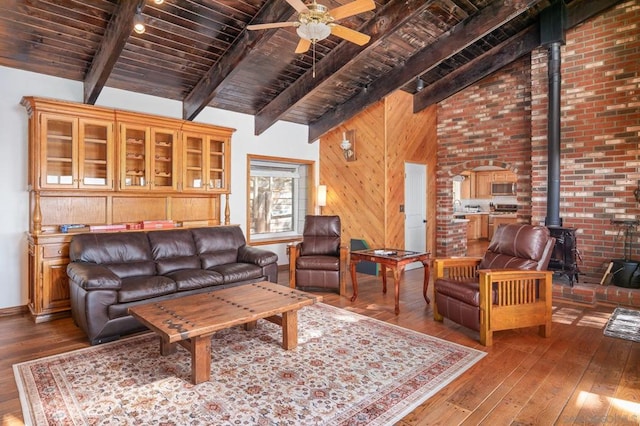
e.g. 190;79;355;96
491;182;516;196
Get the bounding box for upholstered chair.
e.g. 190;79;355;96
433;223;555;346
288;215;348;295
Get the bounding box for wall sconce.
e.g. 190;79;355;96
317;185;327;214
133;6;145;34
340;130;356;162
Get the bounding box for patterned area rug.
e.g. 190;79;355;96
14;303;485;425
604;307;640;343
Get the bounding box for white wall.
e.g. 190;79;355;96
0;65;318;310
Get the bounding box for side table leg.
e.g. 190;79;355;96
282;310;298;350
350;259;359;302
381;265;388;294
191;335;211;385
393;267;402;315
422;260;431;304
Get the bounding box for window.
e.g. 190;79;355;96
247;155;313;243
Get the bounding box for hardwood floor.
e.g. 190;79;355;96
2;262;639;425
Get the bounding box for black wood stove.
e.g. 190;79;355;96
547;226;580;286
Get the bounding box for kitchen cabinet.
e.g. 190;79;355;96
466;215;482;240
475;172;493;199
460;171;473;198
493;171;517;182
480;214;489;239
489;215;519;239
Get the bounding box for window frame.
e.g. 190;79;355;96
246;154;315;245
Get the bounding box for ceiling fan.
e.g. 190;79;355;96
247;0;375;54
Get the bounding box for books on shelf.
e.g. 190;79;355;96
89;224;128;232
142;220;176;229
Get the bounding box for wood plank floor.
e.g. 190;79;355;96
2;259;639;424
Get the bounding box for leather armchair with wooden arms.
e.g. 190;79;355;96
433;223;555;346
288;215;348;296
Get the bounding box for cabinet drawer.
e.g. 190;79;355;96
43;244;69;258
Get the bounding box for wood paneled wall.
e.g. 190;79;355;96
319;91;437;256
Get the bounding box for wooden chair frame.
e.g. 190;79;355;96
434;257;553;346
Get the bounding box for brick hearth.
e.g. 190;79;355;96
553;272;640;308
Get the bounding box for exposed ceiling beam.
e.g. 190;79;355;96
253;0;435;136
83;0;145;105
413;0;626;113
182;0;296;121
413;26;540;112
307;0;544;142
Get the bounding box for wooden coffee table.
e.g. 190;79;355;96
349;249;430;315
128;281;321;385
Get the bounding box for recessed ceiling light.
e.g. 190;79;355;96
153;0;164;4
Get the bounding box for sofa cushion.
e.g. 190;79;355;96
148;230;202;274
106;261;157;279
118;275;177;303
296;255;339;271
435;277;499;307
70;232;152;263
192;226;247;267
164;269;224;291
208;263;263;283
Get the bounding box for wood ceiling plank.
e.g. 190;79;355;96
182;0;297;121
308;0;544;142
253;0;435;136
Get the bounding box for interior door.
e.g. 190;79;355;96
404;162;427;270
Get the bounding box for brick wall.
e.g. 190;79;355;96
531;0;640;277
437;1;640;279
437;56;532;257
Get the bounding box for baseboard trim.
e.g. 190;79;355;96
0;304;29;318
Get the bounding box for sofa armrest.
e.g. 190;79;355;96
434;257;483;280
237;245;278;267
67;262;122;290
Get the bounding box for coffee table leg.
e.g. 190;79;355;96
191;335;211;385
160;338;177;356
282;310;298;350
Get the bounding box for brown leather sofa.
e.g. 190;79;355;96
67;226;278;345
434;223;555;345
288;215;347;295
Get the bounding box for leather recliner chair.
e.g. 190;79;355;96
433;223;556;346
288;215;348;295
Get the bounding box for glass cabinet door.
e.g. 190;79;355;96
40;113;77;189
78;118;114;189
183;132;206;191
150;128;177;191
121;123;150;189
207;136;227;191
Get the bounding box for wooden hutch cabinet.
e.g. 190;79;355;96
21;97;235;322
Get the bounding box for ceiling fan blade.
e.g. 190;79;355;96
247;21;298;30
330;24;371;46
295;38;311;54
329;0;375;21
286;0;309;13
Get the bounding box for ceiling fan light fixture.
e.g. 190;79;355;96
296;22;331;42
133;7;145;34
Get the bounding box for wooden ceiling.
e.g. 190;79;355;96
0;0;623;141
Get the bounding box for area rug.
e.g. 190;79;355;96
14;303;485;425
604;306;640;343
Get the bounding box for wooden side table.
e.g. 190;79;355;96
349;249;431;314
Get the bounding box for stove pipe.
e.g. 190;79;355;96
540;1;566;227
545;42;562;227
